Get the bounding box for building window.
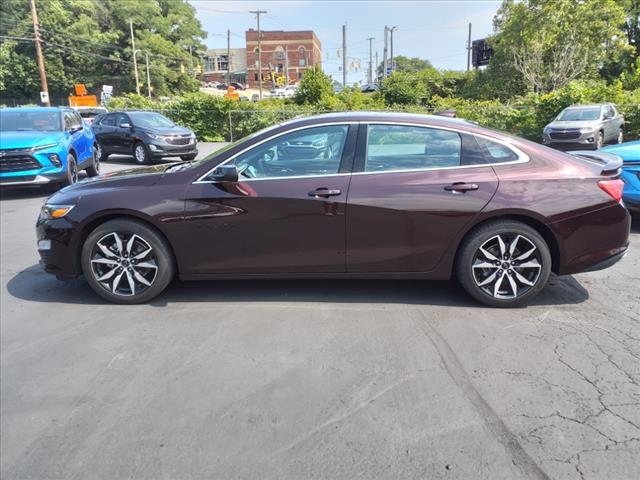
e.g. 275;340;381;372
254;47;260;54
298;71;303;79
298;46;305;55
299;58;306;67
254;73;258;81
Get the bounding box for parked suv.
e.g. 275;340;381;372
92;111;197;165
542;103;624;150
0;107;98;188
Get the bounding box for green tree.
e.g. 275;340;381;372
293;65;333;105
0;0;206;103
377;55;433;77
490;0;628;93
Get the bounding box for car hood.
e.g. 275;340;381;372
603;141;640;163
48;164;173;204
0;131;66;149
141;126;191;136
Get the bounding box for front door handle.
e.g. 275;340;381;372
444;182;479;193
308;188;342;198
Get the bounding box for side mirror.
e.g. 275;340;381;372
209;164;238;182
69;125;83;133
120;122;132;129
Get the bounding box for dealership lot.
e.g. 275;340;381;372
1;145;639;479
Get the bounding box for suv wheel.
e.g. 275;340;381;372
95;141;108;162
456;220;551;307
85;145;100;177
595;131;604;150
81;219;175;304
133;142;151;165
617;128;624;144
62;153;78;186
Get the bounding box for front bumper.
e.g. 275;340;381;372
147;139;198;158
36;216;81;279
542;131;600;150
1;146;68;186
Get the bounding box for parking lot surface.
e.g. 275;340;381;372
1;144;639;480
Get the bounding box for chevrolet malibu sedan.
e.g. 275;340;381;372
36;112;631;306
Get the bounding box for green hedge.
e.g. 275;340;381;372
107;82;639;143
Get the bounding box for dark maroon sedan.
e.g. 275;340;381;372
36;112;630;306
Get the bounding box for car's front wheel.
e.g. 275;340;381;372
456;220;551;307
617;128;624;144
133;142;151;165
595;131;604;150
81;219;175;304
62;153;78;186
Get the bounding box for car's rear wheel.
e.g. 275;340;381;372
81;219;175;304
133;142;151;165
85;145;100;177
456;220;551;307
95;141;108;162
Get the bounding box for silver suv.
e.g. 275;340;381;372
542;104;624;150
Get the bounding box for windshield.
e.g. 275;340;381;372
0;110;62;132
557;108;601;121
129;112;175;128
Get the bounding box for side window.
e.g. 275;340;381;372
116;113;130;127
63;112;76;131
231;125;349;179
365;125;461;172
475;136;520;164
101;114;116;127
72;112;83;128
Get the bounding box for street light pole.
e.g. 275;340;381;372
366;37;375;84
145;52;151;98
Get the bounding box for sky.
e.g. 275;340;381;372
189;0;502;84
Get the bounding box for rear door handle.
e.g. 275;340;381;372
308;188;342;198
444;182;479;193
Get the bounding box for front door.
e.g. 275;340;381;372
346;123;499;272
114;113;134;154
179;123;357;275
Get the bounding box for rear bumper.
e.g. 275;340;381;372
580;246;628;273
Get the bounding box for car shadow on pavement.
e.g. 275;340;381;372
7;264;589;308
0;186;51;200
102;155;179;167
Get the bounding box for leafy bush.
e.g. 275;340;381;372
293;66;333;105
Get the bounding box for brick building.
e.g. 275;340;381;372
245;30;322;89
202;48;247;85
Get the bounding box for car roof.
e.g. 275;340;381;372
564;104;610;109
1;106;69;113
277;111;475;128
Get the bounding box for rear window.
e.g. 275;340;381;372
475;136;520;164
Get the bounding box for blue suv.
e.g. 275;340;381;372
0;107;99;188
603;140;640;214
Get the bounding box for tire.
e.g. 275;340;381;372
595;131;604;150
133;142;151;165
62;153;78;187
180;154;197;161
95;141;108;162
81;218;175;304
85;145;100;177
455;220;552;308
617;128;624;144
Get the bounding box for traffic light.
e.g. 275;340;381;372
472;39;494;68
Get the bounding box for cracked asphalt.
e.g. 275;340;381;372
1;148;639;479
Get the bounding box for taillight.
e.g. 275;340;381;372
597;179;624;203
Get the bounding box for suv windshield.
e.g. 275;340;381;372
128;112;175;128
0;110;62;132
557;108;601;121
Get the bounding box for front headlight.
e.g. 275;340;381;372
146;132;164;141
40;204;75;220
580;126;595;133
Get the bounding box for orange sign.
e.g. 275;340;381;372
74;84;88;96
223;86;239;101
69;95;98;107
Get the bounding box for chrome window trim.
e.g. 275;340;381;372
193;119;529;184
193;122;357;184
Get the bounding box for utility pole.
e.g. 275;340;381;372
129;19;140;95
375;51;379;82
29;0;49;105
366;37;375;84
389;26;396;74
226;29;231;84
382;26;388;79
342;24;347;87
250;10;267;99
145;52;151;98
284;46;289;86
467;22;472;71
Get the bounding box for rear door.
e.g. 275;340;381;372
346;123;499;273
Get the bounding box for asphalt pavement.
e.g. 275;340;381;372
1;143;639;480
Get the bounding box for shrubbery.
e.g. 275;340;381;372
107;76;639;144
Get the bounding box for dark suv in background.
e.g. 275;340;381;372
92;111;197;164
